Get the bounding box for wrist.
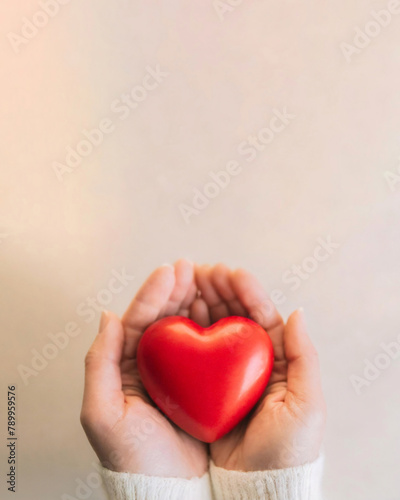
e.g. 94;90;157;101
244;449;322;472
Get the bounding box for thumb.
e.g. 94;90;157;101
284;308;324;404
82;311;124;421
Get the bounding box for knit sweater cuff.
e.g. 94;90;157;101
99;466;213;500
210;456;324;500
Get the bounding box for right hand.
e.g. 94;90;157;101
193;263;326;472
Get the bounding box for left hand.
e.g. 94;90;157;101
192;263;326;471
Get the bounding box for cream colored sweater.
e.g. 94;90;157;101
100;456;323;500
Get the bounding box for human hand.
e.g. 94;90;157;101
80;260;208;478
193;263;326;472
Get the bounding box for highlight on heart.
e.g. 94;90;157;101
137;315;274;442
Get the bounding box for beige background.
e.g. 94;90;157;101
1;1;400;499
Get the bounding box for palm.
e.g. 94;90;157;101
116;357;208;479
115;260;209;478
210;370;298;471
210;324;291;471
186;263;285;469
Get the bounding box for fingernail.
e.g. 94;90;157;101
99;310;110;333
162;263;174;269
296;307;306;326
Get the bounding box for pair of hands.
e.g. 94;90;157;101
81;260;326;479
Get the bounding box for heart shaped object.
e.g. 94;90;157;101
137;316;274;442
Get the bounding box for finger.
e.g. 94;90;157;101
230;268;285;362
285;309;324;403
210;263;247;316
189;297;211;327
195;264;230;322
178;281;197;317
82;311;125;419
164;259;195;316
121;264;175;358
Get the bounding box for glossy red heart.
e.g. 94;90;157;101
137;316;274;443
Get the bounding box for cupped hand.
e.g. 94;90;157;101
80;259;208;478
193;263;326;472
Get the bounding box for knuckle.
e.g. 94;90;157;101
84;350;97;367
80;407;111;436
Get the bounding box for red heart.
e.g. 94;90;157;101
137;316;274;443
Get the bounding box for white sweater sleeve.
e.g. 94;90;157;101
209;456;324;500
99;457;323;500
99;466;213;500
